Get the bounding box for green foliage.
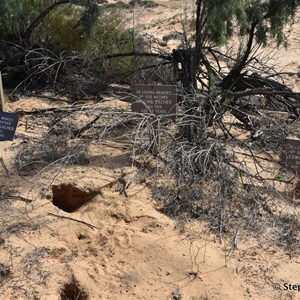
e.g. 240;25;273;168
0;0;100;42
265;0;299;45
0;0;144;90
0;0;137;55
85;10;144;79
89;12;137;54
205;1;236;45
193;0;300;47
200;0;247;45
34;5;87;52
75;1;100;38
0;0;49;40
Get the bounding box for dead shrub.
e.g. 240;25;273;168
276;214;300;257
60;276;88;300
132;91;300;257
15;133;90;175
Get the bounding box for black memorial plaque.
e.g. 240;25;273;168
131;84;177;118
0;111;19;141
280;139;300;174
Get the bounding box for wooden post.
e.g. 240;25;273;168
0;71;7;175
0;71;5;112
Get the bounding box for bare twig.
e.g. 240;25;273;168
47;213;99;229
0;156;9;177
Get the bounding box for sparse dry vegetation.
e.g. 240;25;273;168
1;0;300;299
9;88;300;260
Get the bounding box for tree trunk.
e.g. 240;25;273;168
219;22;257;91
192;0;204;91
173;49;194;94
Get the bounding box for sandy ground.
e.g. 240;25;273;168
1;1;300;300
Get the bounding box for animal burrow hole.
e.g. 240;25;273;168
60;276;88;300
52;184;98;213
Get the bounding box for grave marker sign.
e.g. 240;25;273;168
0;111;19;141
280;139;300;174
131;84;177;118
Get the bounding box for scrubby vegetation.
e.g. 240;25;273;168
1;0;300;259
